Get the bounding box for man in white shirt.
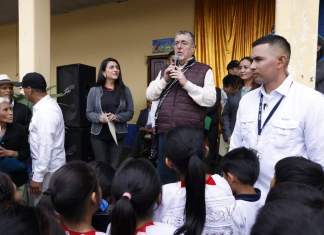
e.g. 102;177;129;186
146;31;216;184
230;34;324;197
21;72;66;204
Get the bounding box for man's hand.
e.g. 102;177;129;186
170;67;188;86
29;180;42;194
163;64;176;82
139;127;153;133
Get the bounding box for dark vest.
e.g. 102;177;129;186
156;62;211;133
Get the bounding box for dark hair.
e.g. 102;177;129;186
31;87;47;93
274;157;324;192
222;74;241;89
0;172;15;206
251;201;324;235
226;60;240;71
110;158;161;235
49;161;100;223
221;147;260;185
96;57;126;97
88;161;115;200
0;204;65;235
165;126;206;235
239;56;253;64
252;34;291;61
266;182;324;210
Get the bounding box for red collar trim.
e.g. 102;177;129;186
135;221;154;233
62;224;96;235
180;175;216;187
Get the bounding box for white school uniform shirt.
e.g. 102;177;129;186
29;95;66;182
154;174;235;235
106;221;176;235
232;189;263;235
230;75;324;197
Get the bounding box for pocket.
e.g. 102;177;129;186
240;116;256;147
271;120;299;148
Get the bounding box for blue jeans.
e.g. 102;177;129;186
0;157;28;186
157;133;177;184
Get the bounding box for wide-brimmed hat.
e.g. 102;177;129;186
0;74;15;86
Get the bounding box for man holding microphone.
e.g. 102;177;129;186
146;30;216;184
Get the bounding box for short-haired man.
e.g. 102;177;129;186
0;74;31;130
21;72;65;204
227;60;240;76
230;34;324;198
146;31;216;184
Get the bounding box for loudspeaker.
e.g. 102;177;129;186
65;127;94;162
57;64;96;127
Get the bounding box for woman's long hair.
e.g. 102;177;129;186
165;126;207;235
96;57;126;98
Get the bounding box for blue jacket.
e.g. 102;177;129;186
86;86;134;135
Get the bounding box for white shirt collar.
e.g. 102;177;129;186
260;74;293;97
33;95;50;111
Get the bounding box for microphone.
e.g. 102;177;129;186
173;54;181;67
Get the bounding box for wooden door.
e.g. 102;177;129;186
147;54;169;85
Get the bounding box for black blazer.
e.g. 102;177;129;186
1;123;30;162
221;91;242;141
136;108;149;128
13;102;32;131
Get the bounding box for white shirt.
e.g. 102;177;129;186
154;174;235;235
29;95;66;182
232;197;263;235
106;222;176;235
146;69;216;107
148;100;158;128
230;75;324;195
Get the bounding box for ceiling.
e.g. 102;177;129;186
0;0;127;25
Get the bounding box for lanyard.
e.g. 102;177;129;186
257;93;284;136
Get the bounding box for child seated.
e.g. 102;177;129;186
271;156;324;193
49;161;105;235
154;127;235;235
222;147;262;235
107;158;176;235
89;161;115;232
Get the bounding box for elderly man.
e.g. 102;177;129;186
146;30;216;184
0;74;31;130
230;34;324;199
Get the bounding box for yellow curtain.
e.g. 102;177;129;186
194;0;275;87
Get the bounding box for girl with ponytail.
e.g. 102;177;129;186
154;126;235;235
108;158;176;235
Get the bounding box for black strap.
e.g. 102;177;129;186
258;80;294;136
154;58;196;122
257;94;284;136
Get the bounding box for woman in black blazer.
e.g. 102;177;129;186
0;97;30;186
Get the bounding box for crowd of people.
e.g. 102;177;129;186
0;30;324;235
